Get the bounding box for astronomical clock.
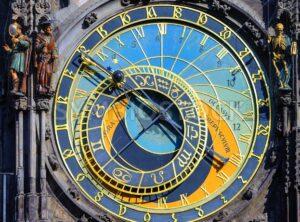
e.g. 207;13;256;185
5;0;300;221
52;2;272;221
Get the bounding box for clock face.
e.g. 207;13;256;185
53;4;271;221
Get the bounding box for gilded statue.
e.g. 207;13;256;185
35;17;58;95
268;23;292;89
3;21;31;96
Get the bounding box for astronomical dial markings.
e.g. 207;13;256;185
54;6;271;221
79;68;207;195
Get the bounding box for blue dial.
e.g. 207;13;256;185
53;4;271;221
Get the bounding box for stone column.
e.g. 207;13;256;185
12;97;28;222
26;68;38;222
36;98;50;221
279;89;292;222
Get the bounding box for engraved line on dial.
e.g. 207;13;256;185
185;67;243;82
170;28;193;72
131;28;151;65
178;44;221;76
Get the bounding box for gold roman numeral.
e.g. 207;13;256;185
200;185;210;197
96;49;109;61
216;47;228;60
229;153;244;166
242;111;254;120
115;36;125;47
134;27;145;38
239;133;252;144
157;24;167;35
200;34;209;47
180;193;190;206
217;170;229;183
157;196;168;208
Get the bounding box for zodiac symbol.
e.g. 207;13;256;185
183;108;197;121
93;104;105;118
150;170;164;184
178;150;192;168
112;168;132;183
134;75;154;87
187;125;199;140
177;99;192;107
157;78;169;89
170;85;181;98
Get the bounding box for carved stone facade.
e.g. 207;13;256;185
0;0;299;221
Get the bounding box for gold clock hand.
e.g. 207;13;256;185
130;90;161;113
79;49;112;77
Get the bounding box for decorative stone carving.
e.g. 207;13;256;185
34;0;51;15
13;97;28;111
121;0;150;6
11;0;29;16
270;150;277;164
45;124;51;140
244;22;262;40
36;98;50;111
213;210;228;221
68;185;80;200
98;215;112;222
243;21;265;47
277;0;295;20
48;154;60;171
292;22;300;36
211;0;231;16
83;13;98;28
78;214;89;222
34;0;51;29
280;93;292;106
242;189;253;200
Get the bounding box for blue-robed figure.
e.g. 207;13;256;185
3;21;31;95
268;23;293;89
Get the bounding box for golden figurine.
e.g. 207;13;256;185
268;23;292;89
